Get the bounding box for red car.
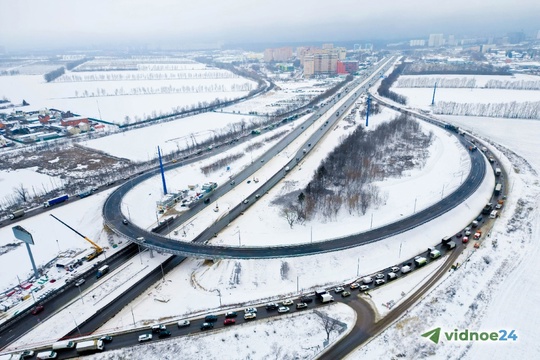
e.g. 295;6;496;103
462;236;469;244
31;305;44;315
224;318;236;326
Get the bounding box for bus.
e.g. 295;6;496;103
96;265;110;279
494;183;502;196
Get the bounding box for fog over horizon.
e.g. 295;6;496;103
1;0;539;51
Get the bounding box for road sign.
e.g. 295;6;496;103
12;225;34;245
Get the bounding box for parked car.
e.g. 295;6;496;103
225;311;237;318
350;282;360;289
122;219;129;225
374;273;384;280
299;296;313;303
278;306;290;313
341;291;351;297
375;279;386;286
244;312;257;320
462;236;469;243
243;199;249;204
224;318;236;326
359;285;370;291
74;278;85;287
334;286;345;293
464;227;472;236
391;266;400;273
265;303;279;310
455;232;463;238
200;322;214;330
138;334;152;342
177;320;190;327
282;300;294;306
296;302;308;309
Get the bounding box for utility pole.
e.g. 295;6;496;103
413;198;417;214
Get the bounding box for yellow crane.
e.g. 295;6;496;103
50;214;103;261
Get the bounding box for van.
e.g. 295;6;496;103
362;276;373;284
36;351;57;359
489;210;498;219
401;265;411;274
429;249;441;259
441;236;452;244
52;340;75;350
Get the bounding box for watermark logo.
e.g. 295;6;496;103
421;327;441;344
421;328;518;344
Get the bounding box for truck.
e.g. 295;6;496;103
495;168;501;176
96;265;109;279
52;340;75;350
36;351;57;359
494;183;502;196
43;194;69;208
78;189;93;198
414;257;427;267
9;209;25;220
320;293;334;303
76;339;104;353
429;249;441;259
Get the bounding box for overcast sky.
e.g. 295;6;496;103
1;0;539;51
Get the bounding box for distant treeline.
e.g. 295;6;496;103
378;63;407;105
43;67;65;82
403;62;511;76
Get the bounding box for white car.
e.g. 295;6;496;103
282;299;294;306
464;227;471;236
391;266;400;273
244;307;257;314
359;285;370;291
350;282;360;289
74;278;85;287
375;279;386;286
177;320;190;327
334;286;345;293
244;312;257;320
138;333;152;342
278;306;290;313
374;273;384;280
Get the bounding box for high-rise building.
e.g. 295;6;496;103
409;39;426;47
428;34;444;47
303;55;315;77
322;43;334;50
263;47;292;62
447;35;456;46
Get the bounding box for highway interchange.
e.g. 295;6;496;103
0;57;503;359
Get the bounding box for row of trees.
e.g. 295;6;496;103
43;67;65;82
73;83;253;98
403;62;511;75
56;70;238;82
396;77;476;88
377;63;407;105
281;115;433;225
484;79;540;90
434;101;540;119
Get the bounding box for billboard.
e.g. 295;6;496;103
12;225;34;245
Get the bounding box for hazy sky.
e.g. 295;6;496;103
1;0;539;50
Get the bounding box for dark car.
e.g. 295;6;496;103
31;305;44;315
158;330;171;338
100;335;113;343
225;311;237;318
265;303;279;310
300;296;313;303
200;322;214;331
476;215;483;222
204;315;218;322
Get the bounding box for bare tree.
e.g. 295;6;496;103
315;310;343;342
14;183;29;203
281;207;298;229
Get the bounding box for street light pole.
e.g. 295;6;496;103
413;198;417;214
131;307;136;327
69;312;81;336
138;245;143;265
160;263;165;282
56;240;61;254
357;258;360;276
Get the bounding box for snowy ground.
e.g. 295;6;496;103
0;168;66;204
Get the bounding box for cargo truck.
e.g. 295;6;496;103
495;168;501;176
43;194;69;208
320;293;334;303
76;339;104;353
9;209;25;220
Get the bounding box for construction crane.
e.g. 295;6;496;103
50;214;103;261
